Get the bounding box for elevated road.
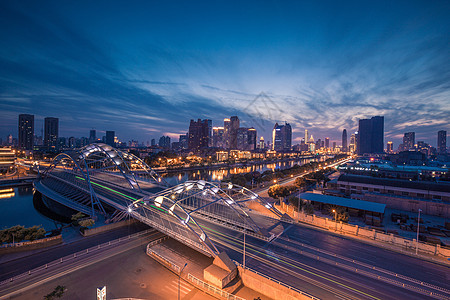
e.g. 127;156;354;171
31;146;449;300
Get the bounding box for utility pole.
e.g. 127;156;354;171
333;209;337;231
416;209;422;255
243;230;246;269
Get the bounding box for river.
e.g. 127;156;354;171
0;156;329;230
0;186;60;231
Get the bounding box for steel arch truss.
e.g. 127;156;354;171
75;143;168;191
40;152;106;218
128;180;283;256
129;194;220;257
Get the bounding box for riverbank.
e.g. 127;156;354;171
153;154;323;173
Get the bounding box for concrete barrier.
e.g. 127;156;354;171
276;203;450;259
81;219;138;236
238;266;319;300
0;235;62;254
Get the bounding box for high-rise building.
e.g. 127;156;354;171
438;130;447;154
387;141;393;153
342;129;347;152
151;139;156;146
305;129;309;142
223;118;231;149
272;122;292;151
325;137;330;149
44;117;59;148
18;114;34;150
212;127;225;148
259;137;265;150
159;136;171;149
105;131;115;147
229;116;240;149
206;119;212;147
403;132;415;151
179;133;188;149
237;127;257;151
188;119;210;150
89;130;96;143
357;116;384;155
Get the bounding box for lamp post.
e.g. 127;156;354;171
243;229;246;269
416;209;422;255
332;209;337;231
178;263;187;300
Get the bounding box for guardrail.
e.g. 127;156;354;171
187;273;245;300
146;242;181;274
233;261;320;300
0;229;156;287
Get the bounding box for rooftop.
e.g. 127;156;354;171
299;192;386;214
338;174;450;193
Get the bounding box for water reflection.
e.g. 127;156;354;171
163;157;328;186
0;186;58;230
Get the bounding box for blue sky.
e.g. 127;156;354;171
0;0;449;148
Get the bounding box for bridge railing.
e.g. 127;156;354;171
187;273;246;300
0;229;155;287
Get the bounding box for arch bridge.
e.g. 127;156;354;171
34;143;282;257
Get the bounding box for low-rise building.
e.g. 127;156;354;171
0;147;16;174
327;174;450;217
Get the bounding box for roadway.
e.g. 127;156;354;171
0;230;217;300
193;212;450;300
0;222;149;282
32;156;450;299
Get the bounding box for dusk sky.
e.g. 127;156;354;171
1;1;449;147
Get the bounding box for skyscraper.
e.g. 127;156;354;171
89;130;96;143
305;129;309;142
44;117;59;148
325;137;330;149
18;114;34;150
179;133;188;149
188;119;209;149
236;127;257;151
212;127;225;148
387;141;393;153
223;118;231;149
159;136;171;149
229;116;240;149
342;129;347;152
349;134;356;153
205;119;212;147
438;130;447;154
105;131;115;147
357;116;384;154
403;132;415;151
259;137;265;150
272;122;292;151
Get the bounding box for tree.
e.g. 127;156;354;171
78;218;95;228
71;212;85;225
294;177;306;189
268;184;281;200
287;196;303;211
303;203;314;215
44;285;66;299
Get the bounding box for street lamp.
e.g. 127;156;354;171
178;263;188;300
332;209;337;231
243;230;246;269
416;209;422;255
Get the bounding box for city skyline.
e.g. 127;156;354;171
1;1;449;147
